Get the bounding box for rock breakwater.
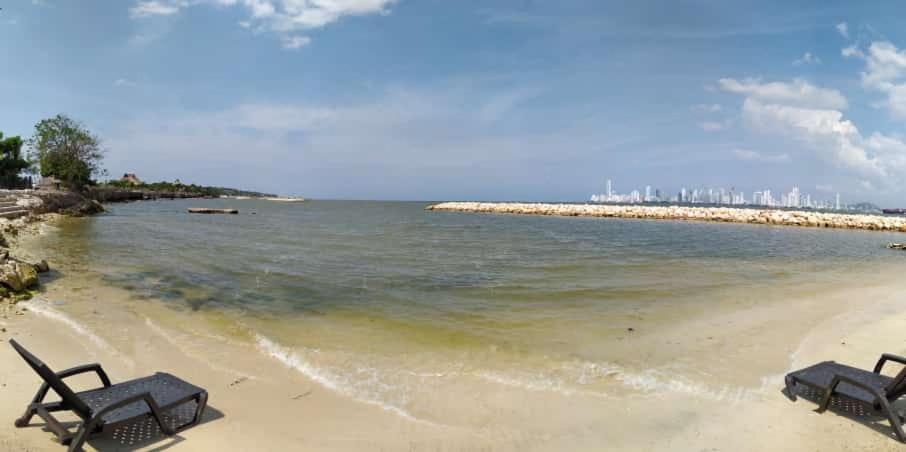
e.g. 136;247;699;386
426;202;906;232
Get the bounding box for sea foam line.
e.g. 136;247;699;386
254;334;438;426
143;317;256;380
477;360;769;404
23;299;134;368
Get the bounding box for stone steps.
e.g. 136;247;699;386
0;205;23;213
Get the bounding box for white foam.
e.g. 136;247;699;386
607;366;767;403
254;334;437;425
476;360;767;403
144;317;255;380
23;299;134;368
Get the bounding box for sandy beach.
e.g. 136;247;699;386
4;268;906;450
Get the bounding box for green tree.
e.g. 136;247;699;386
28;115;105;190
0;132;31;189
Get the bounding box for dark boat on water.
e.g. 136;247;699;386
883;208;906;215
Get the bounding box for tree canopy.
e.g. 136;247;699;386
0;132;32;189
28;115;105;190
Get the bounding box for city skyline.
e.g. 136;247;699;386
591;179;846;210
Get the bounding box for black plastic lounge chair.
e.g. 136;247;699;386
785;354;906;442
9;339;208;452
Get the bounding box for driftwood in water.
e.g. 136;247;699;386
188;208;238;214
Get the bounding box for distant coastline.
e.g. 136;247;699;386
427;201;906;233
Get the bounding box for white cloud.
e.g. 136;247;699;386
841;45;862;58
836;22;848;38
281;34;311;49
793;52;821;66
732;148;790;163
718;77;847;110
741;98;895;180
129;0;182;18
113;78;138;87
693;103;722;113
699;121;724;131
129;0;399;47
719;75;906;186
845;41;906;120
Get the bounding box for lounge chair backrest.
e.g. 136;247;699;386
884;366;906;399
8;340;92;418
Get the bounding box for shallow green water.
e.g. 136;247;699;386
29;199;906;422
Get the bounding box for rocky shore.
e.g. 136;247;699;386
427;202;906;232
0;214;57;319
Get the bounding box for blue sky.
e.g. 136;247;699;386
3;1;906;204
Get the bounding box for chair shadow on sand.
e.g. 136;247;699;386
781;385;906;443
32;405;225;451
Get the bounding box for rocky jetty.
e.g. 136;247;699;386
427;202;906;232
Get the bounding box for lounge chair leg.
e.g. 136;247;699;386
67;424;88;452
193;393;208;426
878;398;906;443
784;376;797;401
14;404;37;427
817;385;839;413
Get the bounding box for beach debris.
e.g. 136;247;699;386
627;327;635;332
188;208;239;214
33;260;49;273
229;376;249;387
292;390;312;400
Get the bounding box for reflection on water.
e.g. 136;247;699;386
20;199;906;423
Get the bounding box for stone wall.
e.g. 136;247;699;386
426;202;906;232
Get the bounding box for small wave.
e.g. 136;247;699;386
607;366;768;403
144;317;255;380
477;360;767;403
475;371;610;398
23;299;134;368
254;334;438;425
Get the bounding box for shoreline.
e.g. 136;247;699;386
427;201;906;232
4;206;906;450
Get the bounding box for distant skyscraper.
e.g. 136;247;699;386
645;185;651;202
606;179;613;200
835;193;841;210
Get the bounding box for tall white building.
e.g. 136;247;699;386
835;193;841;210
606;179;613;200
645;185;652;202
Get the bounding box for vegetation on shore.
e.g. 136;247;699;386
0;132;33;189
27;115;105;191
100;179;276;198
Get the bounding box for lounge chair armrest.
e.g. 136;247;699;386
874;354;906;374
828;374;887;401
56;363;112;388
93;392;174;435
818;374;888;413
